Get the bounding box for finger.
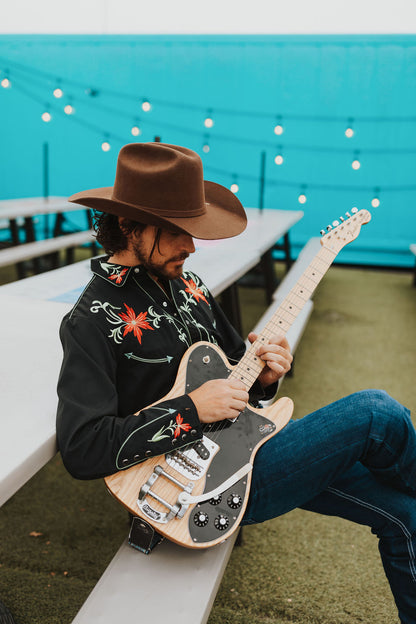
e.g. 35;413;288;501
232;389;249;403
228;379;248;391
229;399;248;413
256;345;293;364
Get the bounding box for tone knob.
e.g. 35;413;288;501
227;493;243;509
193;511;209;527
214;514;229;531
209;494;222;505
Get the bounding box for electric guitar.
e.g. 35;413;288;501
105;208;371;548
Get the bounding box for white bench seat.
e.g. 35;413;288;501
0;230;95;268
72;535;238;624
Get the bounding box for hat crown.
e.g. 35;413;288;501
112;143;206;218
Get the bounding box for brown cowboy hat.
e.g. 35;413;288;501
69;142;247;240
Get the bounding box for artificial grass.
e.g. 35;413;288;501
0;262;415;623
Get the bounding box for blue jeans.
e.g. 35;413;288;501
242;390;416;623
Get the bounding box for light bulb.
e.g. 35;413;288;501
1;78;11;88
274;155;284;165
352;159;361;170
64;104;74;115
41;112;52;123
345;127;354;138
230;183;239;193
371;197;380;208
202;144;210;153
204;117;214;129
53;88;63;99
274;124;284;136
131;126;141;136
142;100;151;112
298;193;307;204
101;141;111;152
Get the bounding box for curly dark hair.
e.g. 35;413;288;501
93;211;145;255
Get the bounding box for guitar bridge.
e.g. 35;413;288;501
137;465;194;524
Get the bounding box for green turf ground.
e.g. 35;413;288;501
0;261;415;623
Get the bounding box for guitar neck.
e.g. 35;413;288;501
229;244;337;390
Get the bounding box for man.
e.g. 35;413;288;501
57;142;416;623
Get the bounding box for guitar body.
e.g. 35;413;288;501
105;341;293;549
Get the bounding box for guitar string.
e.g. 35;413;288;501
202;246;336;446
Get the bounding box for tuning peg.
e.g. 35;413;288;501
326;225;333;231
320;229;326;236
345;211;351;218
340;216;345;222
332;220;340;227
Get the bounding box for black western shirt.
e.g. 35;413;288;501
57;256;266;480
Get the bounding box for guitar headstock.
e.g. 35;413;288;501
320;208;372;253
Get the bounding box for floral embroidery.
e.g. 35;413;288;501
148;413;192;443
109;268;128;284
119;304;154;344
99;262;129;285
90;300;154;345
180;276;209;305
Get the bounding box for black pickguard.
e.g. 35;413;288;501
185;344;276;543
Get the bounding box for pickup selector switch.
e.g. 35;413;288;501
227;493;243;509
214;514;230;531
193;511;209;527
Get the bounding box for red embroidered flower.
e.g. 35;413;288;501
109;268;128;284
173;413;192;438
119;304;154;343
181;277;208;304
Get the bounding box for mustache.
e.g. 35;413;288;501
171;252;190;262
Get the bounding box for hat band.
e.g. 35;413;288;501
111;191;207;218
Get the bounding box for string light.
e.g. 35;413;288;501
101;137;111;152
274;116;284;136
204;109;214;129
1;77;11;88
64;103;75;115
230;175;239;193
53;87;64;99
141;99;151;112
371;188;381;207
345;118;354;138
41;111;52;123
131;125;141;137
274;147;284;165
352;151;361;170
298;185;307;204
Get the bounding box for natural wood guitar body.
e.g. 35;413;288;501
105;341;294;549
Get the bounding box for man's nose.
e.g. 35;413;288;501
185;235;196;253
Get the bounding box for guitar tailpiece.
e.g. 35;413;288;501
128;516;164;555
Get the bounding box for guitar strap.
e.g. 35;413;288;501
128;516;164;555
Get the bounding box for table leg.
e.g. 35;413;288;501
273;232;293;273
220;283;243;336
260;249;278;305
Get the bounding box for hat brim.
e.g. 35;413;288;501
69;180;247;240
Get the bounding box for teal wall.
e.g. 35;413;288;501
0;35;415;267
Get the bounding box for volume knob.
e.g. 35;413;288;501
227;493;243;509
214;514;230;531
193;511;209;527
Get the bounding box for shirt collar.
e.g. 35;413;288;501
91;256;136;287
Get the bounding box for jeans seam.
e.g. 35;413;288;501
327;485;416;583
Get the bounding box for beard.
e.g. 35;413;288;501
132;239;190;281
